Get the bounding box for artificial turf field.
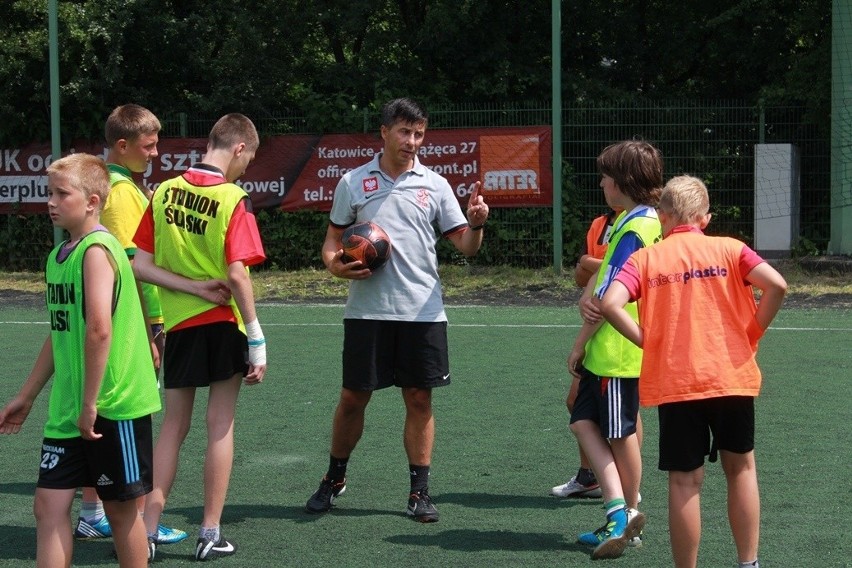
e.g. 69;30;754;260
0;302;849;567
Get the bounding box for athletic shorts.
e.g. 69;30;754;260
657;396;755;472
342;319;451;391
37;415;154;502
163;321;248;389
569;366;639;439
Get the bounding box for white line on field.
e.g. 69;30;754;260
2;321;851;331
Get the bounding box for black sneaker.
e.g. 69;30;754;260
147;537;156;561
407;489;439;523
305;476;346;513
195;535;236;561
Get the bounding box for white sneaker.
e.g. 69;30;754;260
550;475;603;498
626;507;645;547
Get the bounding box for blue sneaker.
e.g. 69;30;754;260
578;507;645;560
74;516;112;538
155;523;188;544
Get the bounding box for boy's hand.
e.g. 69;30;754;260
579;295;603;324
746;317;765;351
0;397;32;434
244;363;267;385
150;339;161;370
77;405;102;441
566;375;581;413
567;347;585;379
196;280;232;305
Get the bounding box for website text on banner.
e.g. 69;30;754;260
0;126;552;214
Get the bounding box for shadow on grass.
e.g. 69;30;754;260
166;502;403;526
0;482;36;496
385;528;593;554
0;528;119;564
0;526;35;561
437;492;593;511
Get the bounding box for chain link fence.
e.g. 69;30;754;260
0;101;829;270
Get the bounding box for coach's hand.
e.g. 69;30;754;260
329;249;372;280
466;182;489;227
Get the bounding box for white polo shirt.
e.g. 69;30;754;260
329;153;467;322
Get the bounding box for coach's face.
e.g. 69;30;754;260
381;119;426;172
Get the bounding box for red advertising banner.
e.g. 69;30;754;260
0;126;551;214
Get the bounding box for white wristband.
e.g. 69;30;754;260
245;319;266;366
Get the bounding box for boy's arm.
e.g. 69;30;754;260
744;262;788;347
0;336;54;434
133;276;160;370
78;245;118;440
574;255;603;288
566;318;604;378
133;249;231;305
227;261;267;385
600;281;643;347
578;270;602;323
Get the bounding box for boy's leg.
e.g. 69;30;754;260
34;487;75;568
202;373;242;529
720;449;760;564
143;388;196;536
668;468;704;568
75;486;111;538
610;433;642;508
103;499;148;568
571;419;623;501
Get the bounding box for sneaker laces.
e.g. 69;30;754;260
593;520;617;541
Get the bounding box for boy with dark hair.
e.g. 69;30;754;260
0;153;161;567
133;113;267;561
601;175;787;568
566;140;663;559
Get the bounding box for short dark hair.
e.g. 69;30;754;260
596;140;663;206
208;113;259;152
380;98;428;128
105;104;160;146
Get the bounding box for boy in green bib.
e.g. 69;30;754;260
566;140;663;559
0;153;161;568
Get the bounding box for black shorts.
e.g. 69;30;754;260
657;396;755;472
569;366;639;439
37;415;154;502
163;321;249;388
342;319;451;391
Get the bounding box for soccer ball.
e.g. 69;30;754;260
340;221;392;270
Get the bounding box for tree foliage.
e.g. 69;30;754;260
0;0;831;146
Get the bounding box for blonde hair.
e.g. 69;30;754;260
208;113;259;152
658;175;710;224
47;153;110;210
105;104;161;146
